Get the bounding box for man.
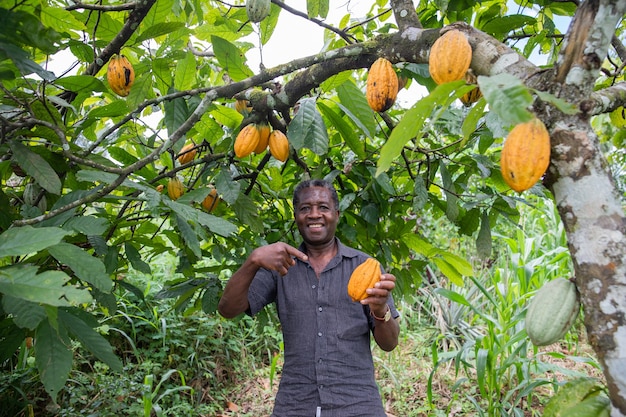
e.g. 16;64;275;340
218;179;400;417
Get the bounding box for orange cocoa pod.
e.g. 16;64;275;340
268;130;289;162
500;118;551;193
255;123;271;154
459;71;482;106
366;57;399;113
347;258;381;302
167;177;185;200
107;54;135;97
234;123;260;158
428;29;472;85
177;143;197;165
201;187;220;212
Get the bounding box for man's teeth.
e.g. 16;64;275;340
309;224;323;228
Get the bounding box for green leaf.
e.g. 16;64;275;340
62;216;109;236
174;213;202;258
481;14;536;36
48;242;112;293
164;93;190;136
476;211;492;260
58;309;123;372
0;265;93;306
377;81;462;176
211;35;253;82
55;75;107;94
9;142;62;194
164;200;237;237
440;252;474;277
317;100;365;159
287;98;329;155
478;74;534;126
259;4;280;45
1;295;46;330
336;80;377;137
35;318;73;400
0;225;69;258
41;5;86;32
135;22;187;44
87;100;131;119
174;51;197;91
432;257;464;286
0;42;56;81
124;242;151;274
534;90;579;115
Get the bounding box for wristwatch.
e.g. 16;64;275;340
371;305;391;322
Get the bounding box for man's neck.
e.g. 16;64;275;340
304;238;338;259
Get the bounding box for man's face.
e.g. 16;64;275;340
294;186;339;247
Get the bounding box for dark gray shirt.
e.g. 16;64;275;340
247;239;399;417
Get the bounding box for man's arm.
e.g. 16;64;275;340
217;242;308;319
363;273;400;351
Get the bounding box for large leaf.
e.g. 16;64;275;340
174;213;202;258
0;265;93;306
478;73;534;126
48;242;112;293
9;142;62;194
336;80;377;137
376;81;463;176
124;242;151;274
317;99;366;159
287;97;329;155
54;75;107;94
35;318;73;400
1;295;46;330
58;309;123;372
135;22;187;44
164;200;237;237
211;35;253;82
174;51;197;91
0;225;69;257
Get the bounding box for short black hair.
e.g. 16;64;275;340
292;179;339;210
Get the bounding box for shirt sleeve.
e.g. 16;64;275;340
246;267;278;316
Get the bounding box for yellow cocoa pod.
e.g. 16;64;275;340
268;129;289;162
235;99;252;115
107;54;135;97
234;123;260;158
255;123;271;154
167;177;185;200
201;187;220;212
177;143;197;165
500;118;551;193
347;258;381;302
428;29;472;85
366;57;399;113
460;71;482;106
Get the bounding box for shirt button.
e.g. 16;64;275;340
312;284;316;289
318;307;322;312
318;332;322;337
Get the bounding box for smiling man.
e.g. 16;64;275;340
218;179;400;417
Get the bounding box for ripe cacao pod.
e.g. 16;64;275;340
246;0;270;23
255;123;271;154
459;71;482;106
167;177;185;200
201;187;220;212
268;129;289;162
234;123;260;158
107;54;135;97
366;57;399;113
525;277;581;346
177;143;197;165
347;258;381;302
428;29;472;85
235;99;252;115
500;117;551;193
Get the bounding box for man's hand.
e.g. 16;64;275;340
251;242;308;275
362;273;396;318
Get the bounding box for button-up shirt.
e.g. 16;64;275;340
247;239;399;417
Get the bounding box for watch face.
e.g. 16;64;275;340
384;309;391;321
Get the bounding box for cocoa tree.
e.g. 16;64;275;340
0;0;624;413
